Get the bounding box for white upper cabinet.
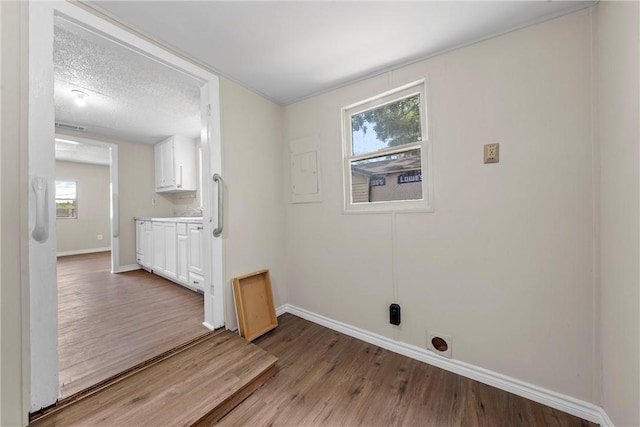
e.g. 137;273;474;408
154;135;197;192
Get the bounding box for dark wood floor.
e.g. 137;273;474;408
57;251;208;399
219;313;597;427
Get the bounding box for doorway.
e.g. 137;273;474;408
28;1;224;414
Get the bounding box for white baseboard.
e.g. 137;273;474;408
56;247;110;257
112;264;140;273
202;321;215;331
276;304;611;427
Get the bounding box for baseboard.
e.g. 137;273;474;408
112;264;140;273
56;247;111;257
276;304;611;427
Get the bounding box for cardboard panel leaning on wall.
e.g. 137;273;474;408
219;78;286;332
283;9;595;402
596;1;640;425
55;161;111;254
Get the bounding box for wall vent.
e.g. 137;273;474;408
55;122;86;132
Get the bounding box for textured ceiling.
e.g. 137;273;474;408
87;1;595;105
55;139;111;166
54;15;201;145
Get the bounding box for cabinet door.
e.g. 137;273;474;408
154;143;164;188
188;224;203;276
135;221;144;255
177;234;188;284
162;140;175;187
142;228;153;269
152;222;165;273
163;222;177;280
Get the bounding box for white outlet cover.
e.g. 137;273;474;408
426;331;453;359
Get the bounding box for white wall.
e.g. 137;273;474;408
55;161;111;254
220;78;286;332
596;1;640;425
283;9;596;402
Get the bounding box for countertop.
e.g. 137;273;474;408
135;217;203;223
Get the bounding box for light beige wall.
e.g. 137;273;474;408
596;1;640;425
220;78;285;331
55;161;111;254
283;9;596;401
1;1;28;425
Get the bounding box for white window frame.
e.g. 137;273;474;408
55;180;78;219
341;80;433;213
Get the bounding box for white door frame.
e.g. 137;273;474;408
54;134;120;271
28;1;224;413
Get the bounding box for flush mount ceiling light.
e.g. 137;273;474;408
71;89;88;107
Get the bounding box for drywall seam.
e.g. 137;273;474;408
276;304;611;426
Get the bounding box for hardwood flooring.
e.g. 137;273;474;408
32;332;278;427
57;251;208;399
219;313;597;427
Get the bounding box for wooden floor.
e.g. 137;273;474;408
57;251;208;399
32;331;278;426
219;314;597;427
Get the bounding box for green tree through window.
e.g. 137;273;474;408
351;94;421;152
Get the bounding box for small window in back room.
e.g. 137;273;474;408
55;180;78;219
342;80;433;213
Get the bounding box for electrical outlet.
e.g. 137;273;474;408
151;198;157;205
484;143;500;164
97;234;103;241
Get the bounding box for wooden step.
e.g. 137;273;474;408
30;331;278;426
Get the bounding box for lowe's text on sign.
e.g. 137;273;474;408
397;171;422;184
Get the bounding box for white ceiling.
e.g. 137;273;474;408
54;15;201;145
55;1;595;148
55;138;111;166
87;1;595;105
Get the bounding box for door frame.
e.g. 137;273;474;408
28;1;224;413
54;134;120;272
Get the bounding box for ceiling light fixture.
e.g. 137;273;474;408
72;89;88;107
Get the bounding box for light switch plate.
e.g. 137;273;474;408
484;143;499;164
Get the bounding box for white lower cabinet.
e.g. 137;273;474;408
152;222;165;273
177;223;189;285
136;220;153;270
163;222;177;280
189;272;205;291
137;219;203;292
188;223;204;276
142;223;152;270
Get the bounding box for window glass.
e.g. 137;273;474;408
56;180;77;219
351;94;421;156
350;149;423;203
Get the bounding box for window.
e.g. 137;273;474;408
55;180;77;219
342;81;432;212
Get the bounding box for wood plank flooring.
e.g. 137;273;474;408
218;313;597;427
57;251;209;399
32;331;278;427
